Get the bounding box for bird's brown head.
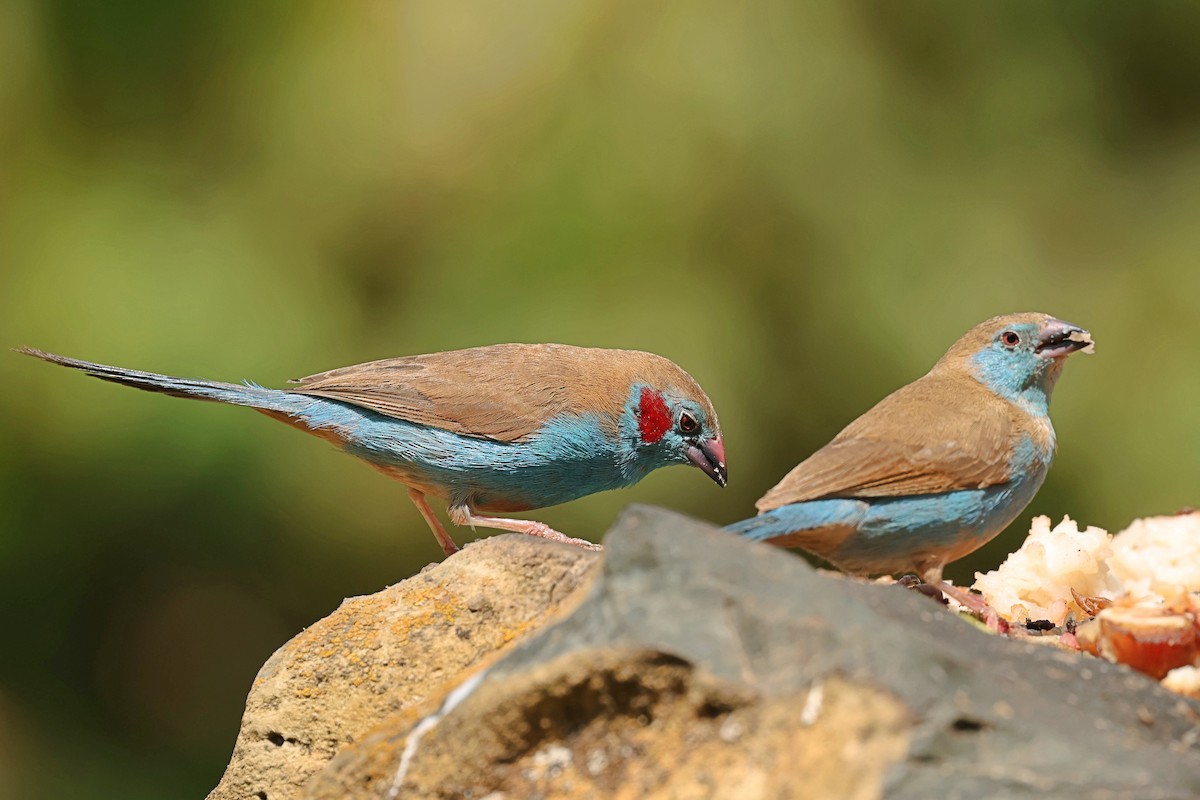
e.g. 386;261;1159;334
618;354;726;487
934;312;1094;408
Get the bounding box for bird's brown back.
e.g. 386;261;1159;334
755;371;1034;510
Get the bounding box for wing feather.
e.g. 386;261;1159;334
756;373;1018;511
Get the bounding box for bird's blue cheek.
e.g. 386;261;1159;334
617;415;688;469
971;349;1055;415
972;349;1023;396
653;432;690;465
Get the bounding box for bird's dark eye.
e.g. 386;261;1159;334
678;413;698;434
1001;330;1020;348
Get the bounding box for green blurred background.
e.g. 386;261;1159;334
1;1;1197;796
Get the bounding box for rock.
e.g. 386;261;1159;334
302;507;1200;800
212;507;1200;799
309;648;909;800
206;535;599;800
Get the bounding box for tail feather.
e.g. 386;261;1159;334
15;346;279;409
726;498;866;552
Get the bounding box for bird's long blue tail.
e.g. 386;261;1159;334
15;347;286;410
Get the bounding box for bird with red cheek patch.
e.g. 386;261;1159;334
17;343;726;556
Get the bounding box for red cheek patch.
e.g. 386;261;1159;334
638;387;672;444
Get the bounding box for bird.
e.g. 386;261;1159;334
17;344;727;556
727;313;1093;616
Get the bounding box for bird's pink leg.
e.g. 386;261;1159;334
930;579;1009;634
407;489;460;556
918;563;1008;633
447;505;602;551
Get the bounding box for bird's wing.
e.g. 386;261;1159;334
288;344;687;443
756;373;1019;511
287;344;591;442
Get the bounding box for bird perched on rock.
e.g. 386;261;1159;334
17;344;726;555
727;313;1092;613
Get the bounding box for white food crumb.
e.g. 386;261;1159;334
1067;330;1096;354
974;512;1200;624
1107;513;1200;600
973;515;1120;624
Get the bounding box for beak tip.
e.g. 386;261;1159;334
686;441;727;488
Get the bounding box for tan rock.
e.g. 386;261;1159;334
304;648;911;800
207;535;598;800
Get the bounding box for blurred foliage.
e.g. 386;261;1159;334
1;1;1198;797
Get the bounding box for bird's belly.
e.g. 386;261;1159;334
293;401;632;511
818;435;1053;575
829;470;1047;575
368;451;630;512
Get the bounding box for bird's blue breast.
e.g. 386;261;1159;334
732;435;1052;575
264;392;647;510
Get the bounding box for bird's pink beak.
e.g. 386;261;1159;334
1035;318;1095;359
685;436;727;487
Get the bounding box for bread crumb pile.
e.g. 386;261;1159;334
972;512;1200;625
1106;514;1200;601
973;516;1118;624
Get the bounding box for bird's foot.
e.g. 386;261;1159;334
448;507;603;551
932;580;1009;635
508;520;604;551
903;574;1009;634
897;575;950;604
